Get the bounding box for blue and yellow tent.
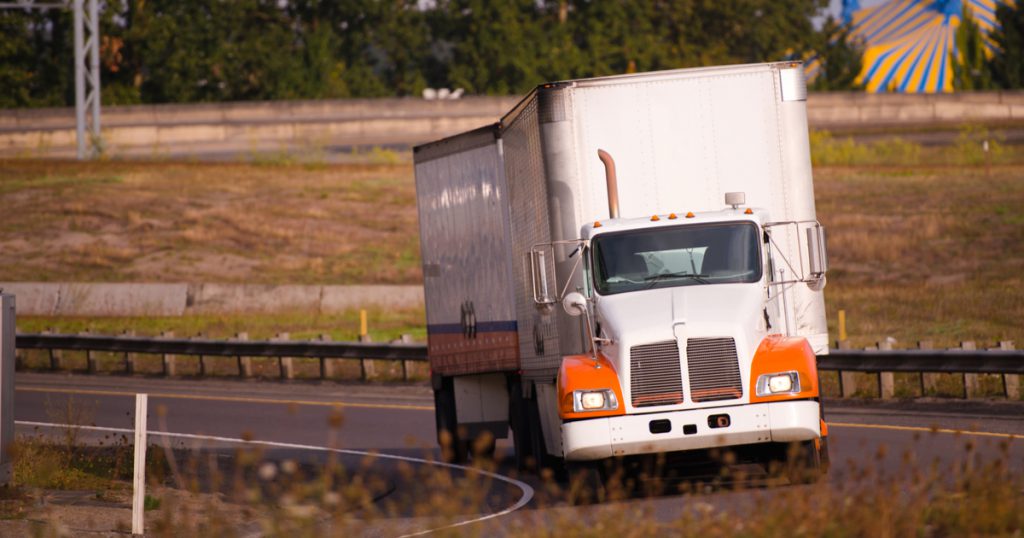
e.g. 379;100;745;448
816;0;1007;93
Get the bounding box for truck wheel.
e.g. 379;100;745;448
818;436;831;475
470;433;497;461
527;396;565;480
433;378;467;464
508;377;534;471
780;440;822;485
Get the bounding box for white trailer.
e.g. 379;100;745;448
414;62;830;477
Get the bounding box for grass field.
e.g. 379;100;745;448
1;134;1023;349
0;160;419;284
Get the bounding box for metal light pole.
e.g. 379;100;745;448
1;0;102;159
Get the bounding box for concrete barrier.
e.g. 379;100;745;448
0;283;188;316
4;92;1021;159
0;282;424;316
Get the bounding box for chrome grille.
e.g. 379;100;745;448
686;337;743;402
630;341;683;407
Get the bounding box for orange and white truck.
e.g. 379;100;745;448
414;62;830;479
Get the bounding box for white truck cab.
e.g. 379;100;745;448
554;204;825;463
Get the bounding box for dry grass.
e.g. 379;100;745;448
817;164;1024;348
0;160;420;284
4;427;1021;536
2;155;1023;348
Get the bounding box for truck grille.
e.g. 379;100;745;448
686;337;743;402
630;341;684;407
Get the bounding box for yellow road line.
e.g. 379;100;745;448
16;388;1018;438
831;421;1021;440
17;386;434;412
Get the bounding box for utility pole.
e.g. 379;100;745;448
1;0;101;159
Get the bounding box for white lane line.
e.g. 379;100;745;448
15;420;534;538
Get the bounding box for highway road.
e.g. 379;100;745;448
13;372;1024;535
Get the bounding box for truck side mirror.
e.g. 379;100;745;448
562;291;588;317
529;249;556;308
806;225;828;276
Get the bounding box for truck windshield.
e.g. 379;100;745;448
591;222;762;295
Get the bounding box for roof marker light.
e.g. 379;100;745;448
745;208;753;214
685;212;695;218
651;215;660;221
594;221;602;228
668;213;677;220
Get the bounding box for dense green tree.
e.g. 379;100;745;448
2;0;838;107
810;17;865;91
433;0;548;95
990;0;1024;88
687;0;825;65
124;0;309;102
951;5;996;90
0;9;73;108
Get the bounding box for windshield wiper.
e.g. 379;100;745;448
643;271;709;287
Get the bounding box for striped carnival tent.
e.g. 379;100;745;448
825;0;1007;93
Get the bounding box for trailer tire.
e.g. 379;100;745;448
433;377;468;464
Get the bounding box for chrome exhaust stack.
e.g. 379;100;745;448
597;149;620;219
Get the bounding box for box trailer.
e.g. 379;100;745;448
414;61;830;478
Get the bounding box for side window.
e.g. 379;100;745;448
582;247;593;297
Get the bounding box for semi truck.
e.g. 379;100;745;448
413;62;830;481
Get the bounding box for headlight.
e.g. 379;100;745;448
755;371;801;396
573;389;618;412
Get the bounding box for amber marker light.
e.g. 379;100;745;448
593;221;602;228
745;208;753;214
651;215;660;221
668;213;677;219
685;212;695;218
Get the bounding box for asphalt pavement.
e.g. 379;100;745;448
13;372;1024;534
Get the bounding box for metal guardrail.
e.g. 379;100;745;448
15;333;427;361
13;333;1023;399
15;333;427;381
819;349;1024;374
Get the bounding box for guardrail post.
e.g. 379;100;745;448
45;328;62;370
401;333;413;380
123;330;137;374
195;332;206;377
918;341;937;395
837;340;858;398
877;341;895;399
358;332;373;381
82;331;97;373
161;331;176;376
1;294;15;486
236;332;252;378
962;341;978;398
997;341;1019;399
319;334;333;379
274;333;294;380
359;309;375;379
393;334;414;381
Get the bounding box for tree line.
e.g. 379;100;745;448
0;0;1021;109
